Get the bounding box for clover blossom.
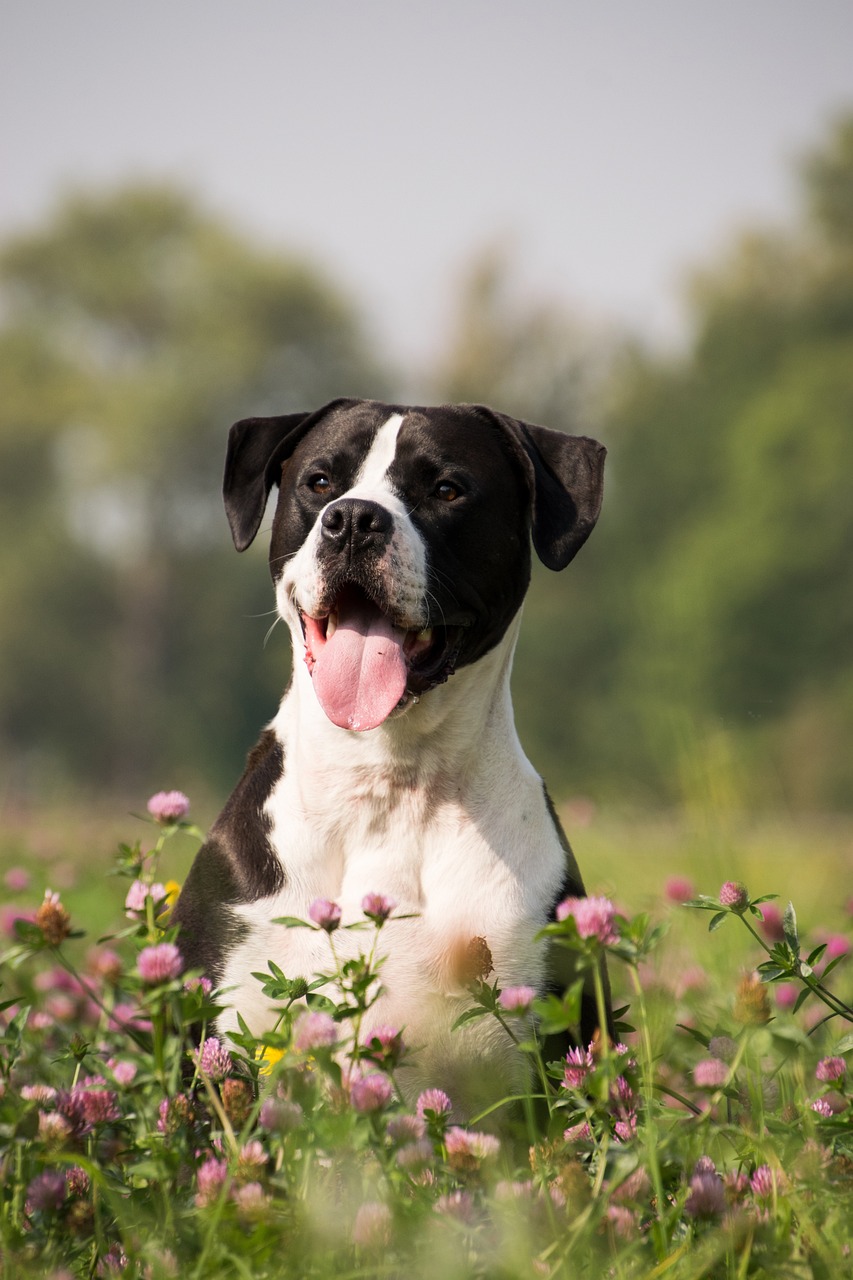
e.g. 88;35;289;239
750;1164;776;1200
195;1035;232;1082
350;1072;393;1112
416;1088;452;1120
293;1009;338;1052
498;985;536;1014
719;881;749;911
684;1161;726;1219
556;895;619;945
352;1201;392;1248
125;880;167;918
26;1170;67;1214
361;892;397;923
694;1059;729;1089
308;898;342;932
815;1056;846;1083
147;791;190;823
137;942;183;984
563;1045;593;1090
195;1157;228;1208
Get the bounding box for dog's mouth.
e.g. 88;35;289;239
299;584;463;732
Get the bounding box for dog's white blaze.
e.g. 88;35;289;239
278;410;428;628
352;412;404;493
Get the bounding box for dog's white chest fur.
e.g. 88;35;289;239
216;636;568;1106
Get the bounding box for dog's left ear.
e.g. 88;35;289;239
223;413;314;551
488;411;606;570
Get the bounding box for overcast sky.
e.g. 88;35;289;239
3;2;852;368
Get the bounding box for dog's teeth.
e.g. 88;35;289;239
417;628;432;644
327;613;337;639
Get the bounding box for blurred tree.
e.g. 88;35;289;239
0;184;390;801
430;113;853;811
590;111;853;809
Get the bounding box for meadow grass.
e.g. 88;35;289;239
1;796;851;1278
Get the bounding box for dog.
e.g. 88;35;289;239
173;398;607;1115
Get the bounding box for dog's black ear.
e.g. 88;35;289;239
488;411;606;570
223;413;314;551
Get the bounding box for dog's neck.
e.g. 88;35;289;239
272;611;527;802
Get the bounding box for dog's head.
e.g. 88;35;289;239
223;399;605;731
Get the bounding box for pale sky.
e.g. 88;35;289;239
2;2;852;368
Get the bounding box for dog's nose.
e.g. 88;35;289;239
320;499;393;553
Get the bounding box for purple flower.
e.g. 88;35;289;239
498;985;536;1014
416;1088;452;1120
664;876;694;904
147;790;190;823
196;1036;232;1082
816;1056;846;1083
607;1203;639;1239
38;1111;72;1143
124;879;166;918
232;1181;270;1222
435;1189;475;1223
387;1113;426;1144
21;1084;57;1104
694;1059;729;1089
563;1046;593;1090
758;902;785;942
750;1164;776;1199
350;1072;393;1112
66;1166;90;1197
4;867;30;892
556;895;619;945
811;1098;833;1117
293;1009;338;1052
775;983;799;1009
352;1201;392;1248
109;1061;137;1087
195;1157;228;1207
396;1138;433;1171
78;1085;120;1125
719;881;749;910
259;1097;303;1132
364;1024;406;1067
361;892;397;923
445;1126;500;1170
137;942;183;984
564;1120;592;1143
26;1169;67;1212
308;898;342;932
684;1168;726;1219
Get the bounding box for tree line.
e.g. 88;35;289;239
1;115;851;812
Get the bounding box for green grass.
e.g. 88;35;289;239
1;799;852;1278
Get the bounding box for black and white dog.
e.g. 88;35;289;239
174;398;606;1113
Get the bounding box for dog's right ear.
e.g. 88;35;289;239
223;413;315;551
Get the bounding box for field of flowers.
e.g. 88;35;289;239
1;795;851;1279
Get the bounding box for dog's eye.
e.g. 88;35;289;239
307;474;331;495
434;481;462;503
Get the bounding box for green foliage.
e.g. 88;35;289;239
1;807;853;1277
467;112;853;810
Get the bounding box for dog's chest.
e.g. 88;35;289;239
216;742;562;1101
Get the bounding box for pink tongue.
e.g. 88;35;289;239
312;597;408;731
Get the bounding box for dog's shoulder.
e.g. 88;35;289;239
172;729;286;980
